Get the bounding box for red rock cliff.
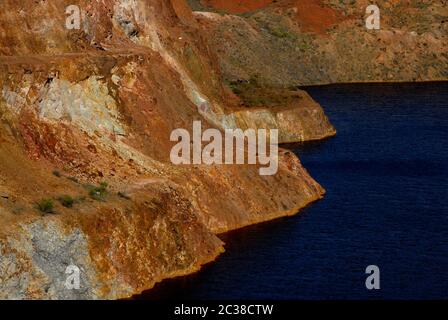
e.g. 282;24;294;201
0;0;335;299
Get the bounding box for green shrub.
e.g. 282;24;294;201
37;199;54;214
88;182;108;201
58;195;74;208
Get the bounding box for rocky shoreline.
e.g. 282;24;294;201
0;0;445;299
0;0;334;299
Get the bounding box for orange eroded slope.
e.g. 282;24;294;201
283;0;346;34
201;0;274;14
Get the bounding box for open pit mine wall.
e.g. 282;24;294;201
0;0;334;299
196;0;448;87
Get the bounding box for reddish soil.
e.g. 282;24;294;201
201;0;345;34
200;0;273;14
281;0;346;34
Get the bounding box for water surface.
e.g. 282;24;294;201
139;82;448;300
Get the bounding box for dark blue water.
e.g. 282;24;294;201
140;83;448;300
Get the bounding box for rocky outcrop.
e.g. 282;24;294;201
0;0;333;299
193;0;448;87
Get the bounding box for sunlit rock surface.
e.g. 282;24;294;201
0;0;335;299
192;0;448;86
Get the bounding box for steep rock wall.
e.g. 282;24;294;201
0;0;333;298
